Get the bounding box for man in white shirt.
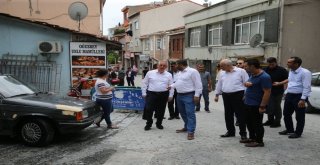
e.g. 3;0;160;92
214;59;249;141
173;60;202;140
279;57;311;138
142;61;174;131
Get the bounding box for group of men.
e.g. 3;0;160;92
215;57;311;147
141;57;312;146
142;60;202;140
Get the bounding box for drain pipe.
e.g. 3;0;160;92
278;0;285;65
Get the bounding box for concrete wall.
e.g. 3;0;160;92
184;0;280;62
0;0;103;36
0;16;71;96
140;1;204;36
280;0;320;72
129;14;143;53
185;0;279;28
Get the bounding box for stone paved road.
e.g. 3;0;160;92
1;75;320;165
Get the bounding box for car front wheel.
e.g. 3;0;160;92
20;119;55;146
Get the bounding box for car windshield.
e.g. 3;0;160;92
0;76;35;97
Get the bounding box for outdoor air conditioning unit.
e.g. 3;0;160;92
38;41;62;53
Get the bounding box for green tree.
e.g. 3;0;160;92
107;51;119;64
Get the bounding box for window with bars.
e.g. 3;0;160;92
208;23;222;46
234;14;265;44
190;28;201;47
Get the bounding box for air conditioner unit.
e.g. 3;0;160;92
38;41;62;53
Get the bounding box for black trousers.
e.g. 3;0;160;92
266;93;283;124
246;105;264;143
144;91;169;126
283;93;305;136
167;89;179;117
118;78;124;86
221;91;247;136
126;77;135;86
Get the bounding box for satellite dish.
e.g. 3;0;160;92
68;2;88;31
249;34;262;48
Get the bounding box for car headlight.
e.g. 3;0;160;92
82;110;89;118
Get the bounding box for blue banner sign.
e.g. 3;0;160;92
112;87;145;110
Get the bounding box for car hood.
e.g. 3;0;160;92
3;94;95;112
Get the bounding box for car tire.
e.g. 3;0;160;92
306;101;316;113
20;119;55;146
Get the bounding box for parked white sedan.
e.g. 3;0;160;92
307;72;320;112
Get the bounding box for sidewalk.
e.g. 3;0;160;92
102;74;320;165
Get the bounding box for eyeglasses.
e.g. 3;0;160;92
236;63;243;65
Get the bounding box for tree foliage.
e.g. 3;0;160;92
107;51;119;64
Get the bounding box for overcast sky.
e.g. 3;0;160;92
102;0;225;35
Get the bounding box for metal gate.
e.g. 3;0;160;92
0;54;61;93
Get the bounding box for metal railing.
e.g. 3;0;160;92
0;54;61;93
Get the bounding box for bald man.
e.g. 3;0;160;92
214;59;249;141
142;61;174;130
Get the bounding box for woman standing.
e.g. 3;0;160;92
95;69;118;129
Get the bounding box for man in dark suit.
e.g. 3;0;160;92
126;67;135;86
167;62;180;120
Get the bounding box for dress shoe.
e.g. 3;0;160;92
288;133;301;139
270;123;281;128
175;116;180;119
187;133;195;140
240;136;247;140
95;122;101;127
176;128;187;133
279;130;294;135
168;117;175;120
205;110;211;113
195;109;200;112
263;120;272;126
144;125;151;131
245;142;264;147
240;138;255;143
156;125;164;129
220;132;235;138
107;125;119;129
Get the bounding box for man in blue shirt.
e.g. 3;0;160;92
243;59;272;147
279;57;311;138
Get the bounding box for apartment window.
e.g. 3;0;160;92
150;39;153;50
144;39;150;50
135;39;139;47
162;37;166;49
134;21;139;30
208;23;222;46
190;28;201;47
156;38;162;50
234;14;265;44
